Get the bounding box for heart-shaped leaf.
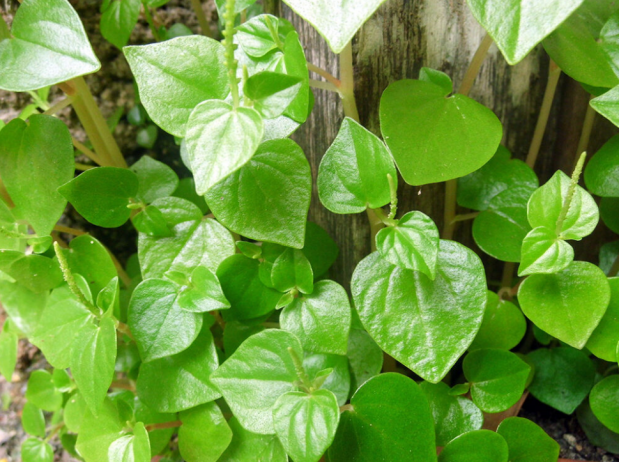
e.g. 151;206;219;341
586;277;619;361
74;397;124;462
438;430;509;462
21;402;46;438
0;0;100;91
176;266;230;313
496;417;560;462
518;261;610;348
303;354;351;406
100;0;141;50
584;135;619;197
21;438;54;462
590;85;619;127
518;226;574;276
244;71;303;119
352;240;486;383
220;416;287;462
178;402;232;462
380;79;502;186
590;375;619;433
270;248;314;294
469;291;526;351
25;370;62;412
108;422;150;462
130;155;179;204
236;15;294;58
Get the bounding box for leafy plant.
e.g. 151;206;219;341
0;0;618;461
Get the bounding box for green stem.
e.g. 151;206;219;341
53;242;100;316
190;0;212;37
387;174;398;220
366;209;383;252
0;15;10;41
143;6;161;41
555;152;586;236
288;347;312;390
339;41;359;122
223;0;240;108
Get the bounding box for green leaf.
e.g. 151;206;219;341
457;146;538;211
100;0;141;49
236;241;263;259
21;438;54;462
245;71;303;119
0;321;18;381
469;291;526;351
600;14;619;76
589;375;619;433
328;373;436;462
351;241;486;383
211;329;302;434
133;399;177;456
585;135;619;197
380;79;502;186
281;280;351;355
518;227;574;276
58;167;139;228
273;389;340;462
130;155;179;204
0;252;63;294
178;402;233;462
108;422;151;462
496;417;560;462
518;261;610;348
600;196;619;233
419;67;453;94
346;328;383;394
186;100;263;195
419;381;483;447
63;234;117;296
220;416;287;462
472;187;532;262
280;0;386;54
70;317;117;412
218;254;281;322
591;85;619;127
176;266;230;312
586;277;619;361
0;115;74;235
438;430;508;462
527;347;595;414
543;0;618;88
0;0;100;91
577;401;619;454
206;139;311;249
271;248;314;294
75;397;125;462
214;0;258;17
467;0;584;65
223;321;265;358
22;402;46;438
0;281;47;337
281;32;309;123
25;370;62;412
303;353;351;406
236;14;293;58
136;324;220;413
376;211;440;278
138;197;235;279
128;278;203;362
124;37;229;137
52;368;72;392
317;117;397;214
463;348;531;413
132;206;171;237
173;177;209;214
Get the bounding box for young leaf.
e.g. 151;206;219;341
210;329;303;434
244;71;303;119
280;0;387;54
21;402;46;438
75;398;125;462
178;402;233;462
496;417;560;462
419;381;484;447
132;206;171;237
63;234;117;296
108;422;151;462
136;325;220;413
0;321;18;381
25;370;62;412
466;0;583;65
327;373;436;462
527;347;595;414
380;79;502;186
70;317;117;412
584;135;619;197
219;416;287;462
206;139;311;248
518;226;574;276
214;0;258;17
469;291;526;351
273;389;340;462
176;266;230;312
351;241;486;383
346;328;383;393
173;178;209;214
303;354;351;406
518;261;610;348
100;0;141;49
185;100;263;195
590;85;619;127
586;277;619;361
463;348;531;413
281;32;310;123
375;211;440;278
271;248;314;294
58;167;139;228
128;278;203;362
280;280;351;355
21;438;54;462
124;37;229;137
419;67;453;94
130;155;180;204
317;117;397;214
0;0;100;91
438;430;509;462
589;374;619;433
236;14;294;58
0;115;74;236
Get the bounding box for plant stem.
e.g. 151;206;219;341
442;178;458;239
288;347;313;390
451;212;479;223
575;102;596;163
143;6;161;41
107;248;132;288
110;379;136;391
387;174;398;220
307;63;342;88
43;96;74;116
0;15;10;40
190;0;212;37
339;404;353;412
555;152;586;236
53;225;86;236
501;262;515;289
526;60;561;168
366;208;384;252
223;0;240;108
75;162;94;171
53;242;100;316
72;138;104;165
43;422;65;443
116;321;134;340
145;421;183;432
339;41;359;122
309;79;340;93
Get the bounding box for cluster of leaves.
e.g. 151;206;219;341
0;0;618;461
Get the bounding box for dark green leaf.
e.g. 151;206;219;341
173;178;209;214
346;328;383;394
586;277;619;361
496;417;560;462
438;430;508;462
577;401;619;454
130;155;179;204
600;196;619;233
469;291;526;351
589;374;619;433
223;321;265;358
178;402;233;462
220;416;287;462
100;0;141;49
584;135;619;197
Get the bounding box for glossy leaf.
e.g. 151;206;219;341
220;416;287;462
0;252;63;294
124;37;229;137
0;0;100;91
58;167;139;228
236;14;293;58
108;422;150;462
75;398;125;462
327;373;436;462
281;280;351;355
419;381;483;447
178;402;232;462
130;155;179;204
132;206;171;237
245;71;303;119
176;265;230;312
271;248;314;294
346;328;383;393
589;375;619;433
0;281;47;337
438;430;508;462
469;291;526;351
419;67;453;93
0;115;74;236
317;117;397;214
211;329;302;434
100;0;141;49
463;348;531;413
584;135;619;197
518;261;610;348
527;347;595;414
380;79;502;186
206;139;311;249
586;277;619;361
25;370;62;412
303;353;351;406
21;438;54;462
63;234;117;296
496;417;560;462
518;226;574;276
352;241;486;383
591;85;619;127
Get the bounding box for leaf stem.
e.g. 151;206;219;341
575;101;596;163
0;15;10;40
525;60;561;168
501;262;515;289
107;248;132;288
75;162;95;171
116;321;134;340
339;41;359;122
451;212;479;224
110;379;136;392
190;0;212;37
143;5;161;41
309;79;340;93
307;62;342;88
387;174;398;220
145;420;183;432
223;0;240;108
288;347;313;390
365;208;383;252
53;242;100;316
53;225;87;236
442;178;458;239
43;422;65;443
42;96;74;116
72;137;104;165
555;152;586;236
